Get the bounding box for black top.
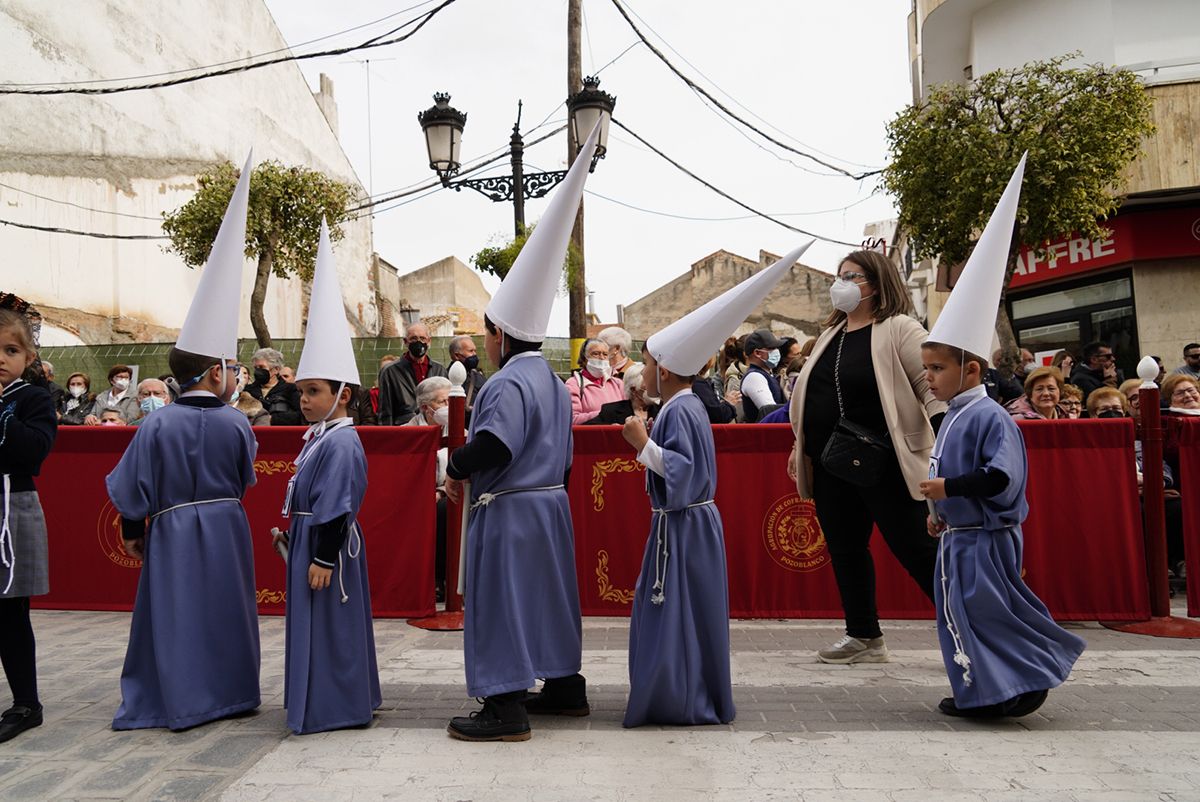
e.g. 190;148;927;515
741;364;785;423
312;513;350;567
982;369;1023;404
691;379;736;424
802;326;887;460
247;380;303;426
376;358;449;425
945;468;1009;498
0;382;58;492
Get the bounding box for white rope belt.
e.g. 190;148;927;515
469;484;564;511
1;474;14;595
938;524;984;688
647;499;715;606
291;513;362;604
150;497;239;520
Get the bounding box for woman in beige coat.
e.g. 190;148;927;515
788;250;946;665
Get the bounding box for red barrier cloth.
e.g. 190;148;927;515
31;426;439;618
569;421;1149;621
1169;417;1200;617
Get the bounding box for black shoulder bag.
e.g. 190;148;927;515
819;328;894;487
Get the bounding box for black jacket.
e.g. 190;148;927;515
247;380;303;426
692;378;736;424
1069;363;1124;404
377;356;448;425
982;368;1024;404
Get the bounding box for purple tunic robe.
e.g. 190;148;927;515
931;386;1085;709
283;423;381;734
106;397;261;730
463;352;582;698
624;392;735;727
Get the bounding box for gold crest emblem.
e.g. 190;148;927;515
762;494;830;573
96;499;141;569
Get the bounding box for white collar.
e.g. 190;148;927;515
1169;406;1200;416
181;390;219;399
1;379;28;398
658;387;694;415
948;384;987;409
303;415;354;442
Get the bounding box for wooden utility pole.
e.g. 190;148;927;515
567;0;587;349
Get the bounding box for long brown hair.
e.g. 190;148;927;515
822;250;913;329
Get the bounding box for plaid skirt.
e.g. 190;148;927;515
1;490;49;598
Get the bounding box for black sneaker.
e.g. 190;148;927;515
523;674;590;717
1002;689;1048;717
448;694;531;742
938;697;1007;718
0;704;43;744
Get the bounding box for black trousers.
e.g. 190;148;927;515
0;597;39;707
435;495;447;586
811;459;938;640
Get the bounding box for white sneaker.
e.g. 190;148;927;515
817;634;890;664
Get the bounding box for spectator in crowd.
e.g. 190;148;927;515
58;372;94;425
1014;346;1037;385
789;249;944;665
1086;387;1130;419
567;338;625;425
723;334;749;397
98;409;127;425
1162;374;1200;416
584;361;660;426
1051;349;1075;381
84;365;140;426
982;349;1024;404
597;326;639;380
230;364;270;426
782;338;818;403
130;379;171;425
1060;384;1083;418
404;376;453;601
1152;356;1167;385
775;337;800;381
278;365;295;384
1069;341;1123;403
1119;378;1143;421
740;329;787;422
369;354;399;414
40;359;64;412
692;358;737;424
1005;366;1066;420
448;335;486;412
247;348;303;425
378;323;447;425
156;374;181;403
1172;343;1200;381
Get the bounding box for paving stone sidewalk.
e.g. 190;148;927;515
0;608;1197;801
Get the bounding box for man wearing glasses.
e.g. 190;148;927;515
1172;343;1200;381
1069;341;1123;404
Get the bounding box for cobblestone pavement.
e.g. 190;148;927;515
0;607;1197;801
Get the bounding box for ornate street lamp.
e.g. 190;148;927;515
417;92;466;180
566;76;616;170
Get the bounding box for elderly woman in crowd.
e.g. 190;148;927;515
568;338;625;425
405;376;454;601
1119;378;1144;421
247;347;302;425
1060;385;1084;419
1005;366;1066;420
597;326;639;380
84;364;140;425
228;364;270;426
1162;374;1200;416
1086;387;1130;419
789;249;944;665
58;372;95;425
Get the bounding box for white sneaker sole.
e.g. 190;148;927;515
816;649;890;665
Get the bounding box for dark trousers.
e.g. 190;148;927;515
811;459;938;640
436;495;447;586
0;597;39;707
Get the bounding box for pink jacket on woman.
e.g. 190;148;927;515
567;370;625;424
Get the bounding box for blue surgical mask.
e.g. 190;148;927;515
766;350;781;369
140;396;166;415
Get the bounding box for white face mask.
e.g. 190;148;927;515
829;279;866;314
112;377;130;391
69;385;86;398
587;359;612;380
1023;361;1039;374
432;406;450;428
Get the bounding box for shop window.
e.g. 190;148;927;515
1018;321;1081;357
1011;278;1131;320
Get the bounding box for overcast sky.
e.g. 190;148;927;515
264;0;914;336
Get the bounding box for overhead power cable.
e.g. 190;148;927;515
610;118;859;247
609;0;883;181
0;217;168;240
0;181;162;220
0;0;458;96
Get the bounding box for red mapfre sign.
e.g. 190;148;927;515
1009;205;1200;289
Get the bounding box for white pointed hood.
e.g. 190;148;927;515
296;218;361;386
646;240;814;376
926;154;1027;360
484;122;601;342
176;150;253;360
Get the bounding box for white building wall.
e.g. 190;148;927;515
0;0;377;342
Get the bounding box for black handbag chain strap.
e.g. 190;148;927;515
833;327;848;419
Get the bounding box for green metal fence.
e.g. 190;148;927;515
40;337;582;385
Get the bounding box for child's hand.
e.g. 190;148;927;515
786;446;798;483
622;415;649;452
271;528;289;555
308;563;333;591
926;515;946;538
919;478;947;500
123;537;145;560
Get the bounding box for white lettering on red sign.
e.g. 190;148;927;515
1013;235;1117;277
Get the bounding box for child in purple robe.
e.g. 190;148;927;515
107;348;261;730
919;343;1085;718
620;348;735;727
275;378;380;734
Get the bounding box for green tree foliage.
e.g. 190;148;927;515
472;223;582;291
883;54;1155;358
162;160;356;348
